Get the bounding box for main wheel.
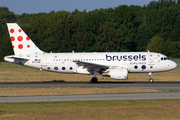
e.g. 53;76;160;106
91;77;98;83
149;79;153;83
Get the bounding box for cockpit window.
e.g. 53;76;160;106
161;57;169;61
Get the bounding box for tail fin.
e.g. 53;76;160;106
7;23;44;55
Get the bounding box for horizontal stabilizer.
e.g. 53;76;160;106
4;55;30;60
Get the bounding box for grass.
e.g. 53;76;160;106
0;87;170;97
0;99;180;120
0;62;179;82
0;62;179;120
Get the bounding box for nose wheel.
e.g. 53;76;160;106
149;72;153;83
149;78;153;83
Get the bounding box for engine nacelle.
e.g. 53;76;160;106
110;69;128;80
102;69;128;80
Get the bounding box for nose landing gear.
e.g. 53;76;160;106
149;72;153;83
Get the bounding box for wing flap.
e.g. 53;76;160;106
73;60;109;68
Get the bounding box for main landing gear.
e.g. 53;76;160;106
91;71;99;83
91;77;98;83
149;72;153;83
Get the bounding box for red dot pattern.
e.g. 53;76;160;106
11;37;15;41
26;37;30;41
10;29;14;33
18;29;22;32
18;36;23;42
10;28;31;49
18;44;23;49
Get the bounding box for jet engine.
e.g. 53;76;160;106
102;68;128;80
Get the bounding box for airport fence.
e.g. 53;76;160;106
170;58;180;64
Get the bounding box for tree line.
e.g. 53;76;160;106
0;0;180;61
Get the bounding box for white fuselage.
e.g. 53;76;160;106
4;52;177;75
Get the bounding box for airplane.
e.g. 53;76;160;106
4;23;177;83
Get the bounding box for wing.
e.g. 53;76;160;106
73;60;129;75
73;60;109;68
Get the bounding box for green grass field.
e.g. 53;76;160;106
0;62;179;82
0;99;180;120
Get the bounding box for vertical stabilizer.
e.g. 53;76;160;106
7;23;44;55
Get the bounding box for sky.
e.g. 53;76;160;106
1;0;157;15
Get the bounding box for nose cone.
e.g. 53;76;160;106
170;60;177;70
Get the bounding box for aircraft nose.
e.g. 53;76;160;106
170;60;177;70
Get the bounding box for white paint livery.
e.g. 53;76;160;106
4;23;177;83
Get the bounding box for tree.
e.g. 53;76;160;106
82;8;112;52
95;22;123;52
167;41;180;57
146;35;164;53
135;25;155;51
